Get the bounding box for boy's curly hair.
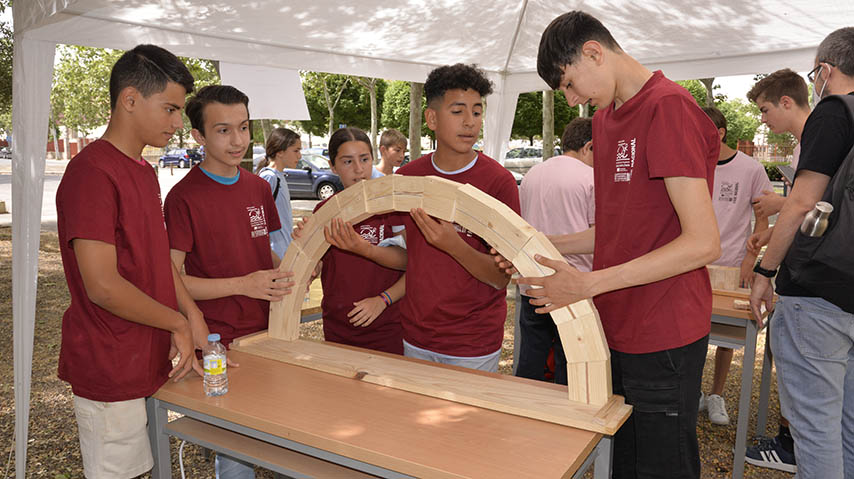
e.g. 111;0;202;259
425;64;494;106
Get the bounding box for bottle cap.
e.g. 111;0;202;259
207;333;221;342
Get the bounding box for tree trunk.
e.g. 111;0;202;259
49;111;60;160
63;127;71;160
260;119;273;145
700;78;715;106
409;82;424;159
369;83;378;160
542;90;555;161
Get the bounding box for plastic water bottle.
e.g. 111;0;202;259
203;333;228;397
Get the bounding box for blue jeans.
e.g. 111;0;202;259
771;295;854;479
403;340;501;372
215;454;255;479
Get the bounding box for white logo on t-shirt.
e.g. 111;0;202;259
718;182;739;203
615;138;636;183
247;206;268;238
359;224;385;245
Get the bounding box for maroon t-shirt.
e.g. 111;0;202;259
56;140;176;402
397;153;521;357
315;198;403;354
164;166;281;347
592;71;720;354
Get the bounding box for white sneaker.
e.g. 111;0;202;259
706;394;729;425
698;392;706;412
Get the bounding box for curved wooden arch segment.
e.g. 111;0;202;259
234;175;630;435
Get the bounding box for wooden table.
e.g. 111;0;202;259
148;349;613;478
710;289;772;479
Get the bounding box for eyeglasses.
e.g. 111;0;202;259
808;62;834;83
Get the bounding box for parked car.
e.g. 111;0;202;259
503;146;562;162
284;153;343;200
159;148;202;168
508;169;524;185
0;147;10;159
303;147;329;158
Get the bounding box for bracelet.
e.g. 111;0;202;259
753;262;778;278
380;291;392;306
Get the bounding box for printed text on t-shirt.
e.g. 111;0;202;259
247;206;269;238
615;138;636;183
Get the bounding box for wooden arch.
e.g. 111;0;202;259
234;175;630;434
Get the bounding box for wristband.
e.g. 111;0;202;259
753;262;778;278
380;291;392;306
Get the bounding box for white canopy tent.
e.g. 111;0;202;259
11;0;854;475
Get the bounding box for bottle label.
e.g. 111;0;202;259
204;355;226;375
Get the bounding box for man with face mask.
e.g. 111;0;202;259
750;27;854;479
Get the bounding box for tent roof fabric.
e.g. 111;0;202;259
18;1;854;90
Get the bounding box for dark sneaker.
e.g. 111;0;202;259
745;436;797;473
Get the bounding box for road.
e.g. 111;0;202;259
0;162;318;232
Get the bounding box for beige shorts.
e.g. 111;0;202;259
73;395;153;479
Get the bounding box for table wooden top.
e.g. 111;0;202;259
155;350;601;479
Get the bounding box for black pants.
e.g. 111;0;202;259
611;334;708;479
515;296;567;385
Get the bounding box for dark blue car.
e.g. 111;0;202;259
285;153;343;200
159;148;202;168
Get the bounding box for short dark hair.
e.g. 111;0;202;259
109;44;194;109
538;11;622;90
380;129;407;149
328;127;372;166
185;85;249;135
746;69;809;108
424;64;494;107
816;27;854;77
701;106;727;142
560;117;593;153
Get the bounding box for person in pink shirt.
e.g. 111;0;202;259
516;117;594;383
698;106;771;427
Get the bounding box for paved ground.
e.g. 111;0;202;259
0;160;318;232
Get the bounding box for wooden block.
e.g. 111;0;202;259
555;317;591;364
420;176;461;223
585;360;612;407
393;175;424;211
565;363;588;404
233;336;632;435
568;299;595;318
335;180;368;224
454;184;537;258
707;265;740;290
574;311;610;363
733;299;750;310
269;248;314;341
364;175;396;214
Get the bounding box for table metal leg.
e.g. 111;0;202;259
146;397;171;479
732;319;758;479
756;322;774;438
512;285;521;376
593;436;613;479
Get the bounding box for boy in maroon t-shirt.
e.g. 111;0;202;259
164;85;294;478
56;45;203;478
515;11;721;478
397;64;520;372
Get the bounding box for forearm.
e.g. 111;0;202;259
448;240;510;290
548;227;595;255
179;274;247;301
364;245;407;270
383;274;406;303
90;274;188;333
586;231;720;297
172;263;201;317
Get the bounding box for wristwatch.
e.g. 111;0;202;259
753;262;778;278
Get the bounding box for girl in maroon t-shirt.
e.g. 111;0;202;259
314;127;407;354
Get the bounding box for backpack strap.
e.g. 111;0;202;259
273;176;281;200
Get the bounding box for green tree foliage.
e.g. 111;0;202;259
716;98;760;149
51;46;123;135
380;80;431;140
511;90;578;145
676;80;708;106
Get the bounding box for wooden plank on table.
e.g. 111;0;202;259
155;350;603;479
707;265;740;290
232;335;631;435
166;417;381;478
